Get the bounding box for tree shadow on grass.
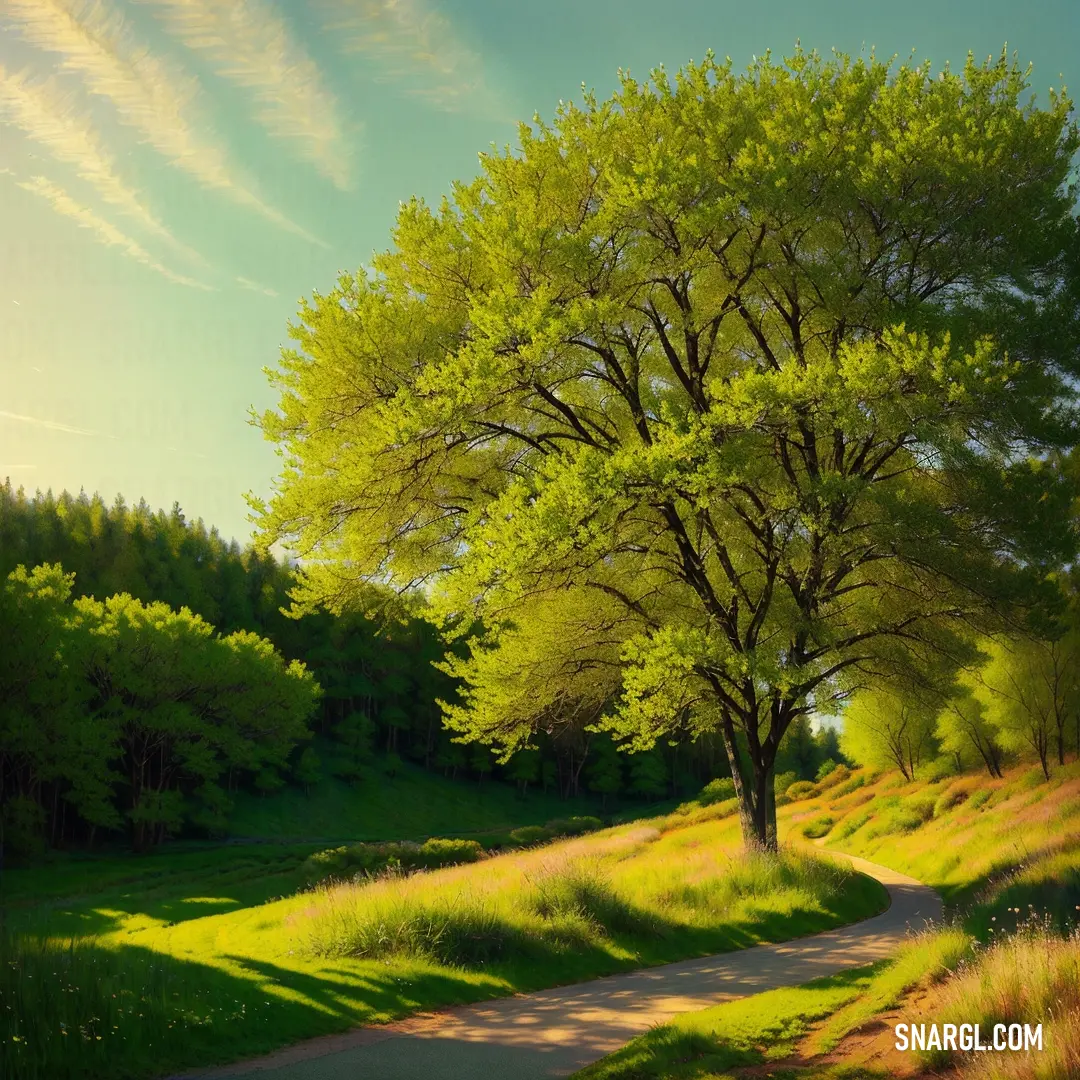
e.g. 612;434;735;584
1;930;498;1080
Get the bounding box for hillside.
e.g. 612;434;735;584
1;796;885;1080
573;761;1080;1080
226;756;605;842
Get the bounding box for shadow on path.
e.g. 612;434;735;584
191;853;942;1080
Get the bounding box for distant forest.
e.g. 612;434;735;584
0;481;843;857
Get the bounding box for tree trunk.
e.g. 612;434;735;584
716;707;776;852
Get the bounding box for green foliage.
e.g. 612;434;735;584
785;780;818;802
543;815;604;837
842;686;940;781
626;749;670;800
301;837;485;886
801;814;835;839
697;778;736;806
934;681;1007;779
0;563;319;855
508;825;554;846
972;634;1079;779
772;771;798;804
919;756;959;782
254;47;1080;851
815;759;840;782
933;784;970;817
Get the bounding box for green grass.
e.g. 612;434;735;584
804;928;972;1054
1;813;886;1080
573;761;1080;1080
305;841;884;972
226;758;603;841
571;966;878;1079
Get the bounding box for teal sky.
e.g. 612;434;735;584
2;0;1077;544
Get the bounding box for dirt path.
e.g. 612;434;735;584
191;853;941;1080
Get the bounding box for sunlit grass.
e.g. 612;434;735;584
912;927;1080;1079
571;965;878;1079
2;812;885;1080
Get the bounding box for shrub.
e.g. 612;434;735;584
817;763;851;789
933;785;970;818
892;796;937;834
816;759;840;782
543;816;603;837
301;837;484;886
802;814;835;839
416;838;484;867
697;778;736;806
969;787;993;809
833;810;871;841
509;825;555;846
919;757;958;783
785;780;819;802
0;796;47;863
831;772;866;797
773;771;798;805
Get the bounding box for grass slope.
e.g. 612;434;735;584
2;806;886;1080
573;761;1080;1080
227;757;603;841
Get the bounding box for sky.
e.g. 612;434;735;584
2;0;1078;545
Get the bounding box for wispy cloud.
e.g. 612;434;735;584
0;408;108;437
2;0;327;245
132;0;353;188
11;173;213;289
0;63;204;264
316;0;505;116
236;275;279;296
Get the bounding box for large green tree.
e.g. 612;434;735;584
254;49;1080;849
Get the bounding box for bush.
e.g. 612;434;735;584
509;825;555;846
785;780;819;802
919;757;958;783
885;796;937;835
0;796;47;863
833;810;871;841
968;787;993;810
301;837;484;886
698;778;736;806
802;814;835;839
416;837;484;867
933;785;969;818
543;816;603;837
816;759;841;782
773;771;798;805
831;772;865;797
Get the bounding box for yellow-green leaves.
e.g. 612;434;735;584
255;45;1080;849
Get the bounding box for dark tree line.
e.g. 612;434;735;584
0;483;844;858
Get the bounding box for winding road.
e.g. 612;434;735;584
194;853;941;1080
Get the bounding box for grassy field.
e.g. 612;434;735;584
226;757;605;841
573;761;1080;1080
1;801;886;1080
572;921;1080;1080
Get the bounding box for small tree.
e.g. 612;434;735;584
973;635;1075;779
934;684;1005;778
841;687;938;781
